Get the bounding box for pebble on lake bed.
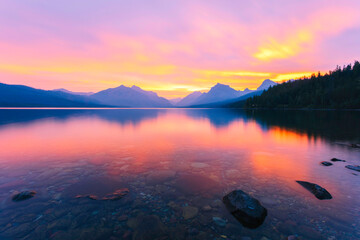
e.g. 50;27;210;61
182;206;198;219
12;191;36;202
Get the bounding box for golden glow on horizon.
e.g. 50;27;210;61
0;62;322;97
273;72;325;82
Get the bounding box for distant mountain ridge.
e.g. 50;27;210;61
176;91;204;106
0;79;278;108
90;85;172;107
0;83;107;107
53;88;94;96
175;79;278;107
256;79;278;91
194;83;242;105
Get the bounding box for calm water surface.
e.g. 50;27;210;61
0;109;359;240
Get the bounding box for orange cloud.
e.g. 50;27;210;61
254;30;312;61
253;7;360;61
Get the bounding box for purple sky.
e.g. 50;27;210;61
1;0;360;97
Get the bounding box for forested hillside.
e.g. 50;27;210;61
243;61;360;109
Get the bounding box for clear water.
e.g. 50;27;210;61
0;109;359;240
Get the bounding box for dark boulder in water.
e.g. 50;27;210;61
330;158;346;162
12;191;36;202
345;165;360;172
222;190;267;229
296;181;332;200
350;143;360;148
320;161;333;166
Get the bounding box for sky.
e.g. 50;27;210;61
1;0;360;98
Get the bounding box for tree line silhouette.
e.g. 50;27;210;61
244;61;360;109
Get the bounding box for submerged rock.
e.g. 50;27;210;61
212;217;227;227
320;161;333;166
102;188;129;200
74;188;129;201
12;191;36;202
222;190;267;229
330;158;346;162
75;194;98;200
345;165;360;172
296;181;332;200
182;206;198;219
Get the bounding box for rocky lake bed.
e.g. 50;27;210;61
1;153;359;240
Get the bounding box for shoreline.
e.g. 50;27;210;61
233;107;360;111
0;107;359;111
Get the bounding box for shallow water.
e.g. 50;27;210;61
0;109;359;240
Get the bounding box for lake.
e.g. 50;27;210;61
0;108;359;240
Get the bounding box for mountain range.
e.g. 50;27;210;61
90;85;172;107
176;79;277;107
0;79;278;108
